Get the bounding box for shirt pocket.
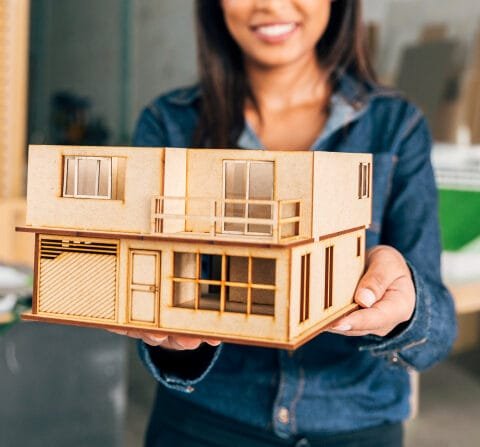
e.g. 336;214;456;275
369;153;397;237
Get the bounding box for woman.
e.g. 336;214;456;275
119;1;457;445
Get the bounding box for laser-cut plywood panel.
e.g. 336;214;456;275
38;239;118;320
0;0;29;198
129;251;159;323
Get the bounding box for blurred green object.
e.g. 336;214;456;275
438;189;480;251
0;296;31;336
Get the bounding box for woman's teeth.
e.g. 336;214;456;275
256;23;296;37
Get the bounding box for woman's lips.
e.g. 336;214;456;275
251;22;299;43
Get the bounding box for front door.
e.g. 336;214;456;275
128;250;160;325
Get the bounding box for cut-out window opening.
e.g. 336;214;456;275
63;156;125;200
223;160;274;236
172;252;275;316
299;253;310;323
324;246;334;310
358;162;371;199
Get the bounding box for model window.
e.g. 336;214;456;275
324;246;334;309
358;162;371;199
172;252;275;316
299;253;311;323
223;160;274;235
63;156;125;200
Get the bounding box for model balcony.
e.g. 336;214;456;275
151;196;306;244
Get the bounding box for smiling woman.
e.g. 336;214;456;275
221;0;331;65
122;0;457;446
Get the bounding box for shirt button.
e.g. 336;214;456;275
390;353;399;364
277;407;290;424
185;386;195;393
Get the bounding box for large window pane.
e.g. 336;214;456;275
98;158;111;197
249;162;273;200
77;158;99;196
173;252;196;279
224;162;247;199
252;258;275;285
64;157;75;196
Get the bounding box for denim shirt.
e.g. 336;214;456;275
133;74;457;439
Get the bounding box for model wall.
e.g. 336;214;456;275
115;238;291;342
26;145;164;233
184;149;314;237
312;152;372;238
288;229;365;339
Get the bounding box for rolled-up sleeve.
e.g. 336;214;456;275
360;112;457;371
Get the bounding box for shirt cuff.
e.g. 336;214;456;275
138;340;223;393
358;260;430;369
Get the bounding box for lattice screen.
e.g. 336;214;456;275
0;0;29;199
38;239;118;321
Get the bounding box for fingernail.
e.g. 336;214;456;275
332;323;352;331
150;335;168;343
358;288;376;307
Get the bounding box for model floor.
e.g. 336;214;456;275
125;343;480;447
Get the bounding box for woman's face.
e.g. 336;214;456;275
221;0;331;68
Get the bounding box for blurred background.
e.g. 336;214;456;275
1;0;480;445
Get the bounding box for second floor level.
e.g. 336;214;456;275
25;145;372;245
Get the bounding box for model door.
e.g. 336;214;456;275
128;250;160;324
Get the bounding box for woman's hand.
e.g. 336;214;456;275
108;329;221;350
327;245;416;337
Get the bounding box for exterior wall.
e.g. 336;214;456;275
163;148;187;232
185;149;313;237
156;241;290;341
312;152;372;238
26;145;164;233
288;229;366;339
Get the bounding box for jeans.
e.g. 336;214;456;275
146;388;404;447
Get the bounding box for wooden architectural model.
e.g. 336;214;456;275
0;0;33;267
19;145;372;349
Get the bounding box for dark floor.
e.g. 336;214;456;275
125;343;480;447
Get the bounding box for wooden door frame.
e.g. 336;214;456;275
126;249;161;326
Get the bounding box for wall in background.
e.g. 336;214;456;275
364;0;480;78
29;0;196;145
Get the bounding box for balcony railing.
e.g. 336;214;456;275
151;196;303;243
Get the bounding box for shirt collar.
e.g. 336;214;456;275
238;73;370;150
164;72;373;150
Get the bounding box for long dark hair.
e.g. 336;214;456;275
194;0;376;147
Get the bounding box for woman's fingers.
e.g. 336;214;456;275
108;329;221;350
328;245;416;337
353;245;405;308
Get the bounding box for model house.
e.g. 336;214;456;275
19;145;372;349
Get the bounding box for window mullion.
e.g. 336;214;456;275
74;157;79;197
194;252;200;310
95;159;101;196
247;256;252;315
108;158;113;199
220;255;226;313
245;161;250;234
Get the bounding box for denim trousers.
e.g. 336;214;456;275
146;389;404;447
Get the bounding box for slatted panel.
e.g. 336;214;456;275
39;239;118;320
40;238;118;259
0;0;29;199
